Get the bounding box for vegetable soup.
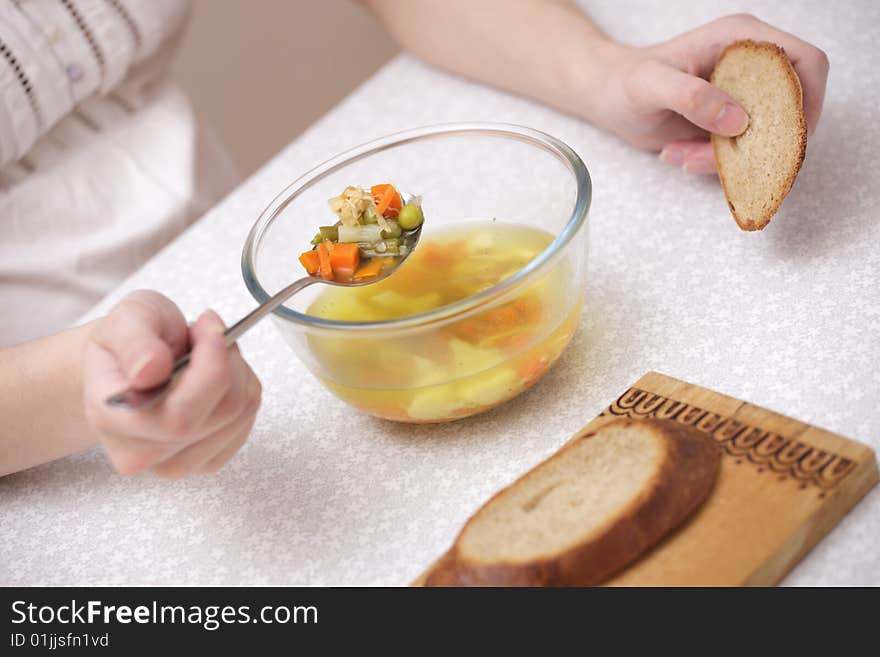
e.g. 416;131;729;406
305;221;582;422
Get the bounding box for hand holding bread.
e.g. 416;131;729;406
591;13;827;177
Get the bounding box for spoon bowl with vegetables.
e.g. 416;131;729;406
106;183;424;410
298;184;423;284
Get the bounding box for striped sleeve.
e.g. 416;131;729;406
0;0;190;166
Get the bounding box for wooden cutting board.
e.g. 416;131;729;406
413;372;878;586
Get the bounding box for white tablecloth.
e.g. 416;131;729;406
2;0;878;585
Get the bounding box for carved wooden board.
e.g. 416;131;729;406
414;372;878;586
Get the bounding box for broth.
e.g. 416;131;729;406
305;221;582;422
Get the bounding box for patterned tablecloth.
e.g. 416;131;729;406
2;0;878;585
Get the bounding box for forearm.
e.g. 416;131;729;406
361;0;620;125
0;322;97;476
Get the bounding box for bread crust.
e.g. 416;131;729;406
711;39;807;231
424;418;720;586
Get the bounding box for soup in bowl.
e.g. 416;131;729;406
242;123;591;423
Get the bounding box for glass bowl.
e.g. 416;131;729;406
242;122;591;423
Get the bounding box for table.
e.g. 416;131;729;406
2;0;878;585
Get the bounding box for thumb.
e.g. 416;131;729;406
629;60;750;136
92;290;188;390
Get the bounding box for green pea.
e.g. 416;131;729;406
381;220;402;239
397;203;424;230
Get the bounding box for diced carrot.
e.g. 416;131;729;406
329;242;360;275
511;299;532;314
383;264;432;295
449;320;483;342
497;332;532;353
353;257;387;280
317;241;334;280
371;183;402;217
446;295;543;345
511;298;540;323
418;242;457;268
484;305;520;329
299;249;320;275
518;354;550;387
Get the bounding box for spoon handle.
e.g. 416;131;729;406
224;276;318;345
105;276;318;410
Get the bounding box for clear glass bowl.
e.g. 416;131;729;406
242;123;591;423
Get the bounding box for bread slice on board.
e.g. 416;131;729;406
711;40;807;231
424;418;720;586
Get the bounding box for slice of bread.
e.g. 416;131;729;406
424;418;719;586
711;40;807;231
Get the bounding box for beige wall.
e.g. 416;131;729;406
172;0;398;177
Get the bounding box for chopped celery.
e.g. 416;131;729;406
318;225;339;241
310;233;323;246
338;223;383;244
381;221;402;239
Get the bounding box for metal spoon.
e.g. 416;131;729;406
106;194;423;411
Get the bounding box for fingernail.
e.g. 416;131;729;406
200;310;226;335
130;353;153;380
682;159;715;176
714;102;749;135
659;147;685;166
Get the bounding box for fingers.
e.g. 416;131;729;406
669;14;829;134
99;433;176;475
157;310;232;439
86;310;231;443
152;399;257;479
94;351;260;476
202;373;262;473
659;140;717;175
150;363;261;479
647;11;831;178
790;48;829;134
730;15;828;133
91;290;188;389
83;295;263;478
628;59;749;137
201;420;253;474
